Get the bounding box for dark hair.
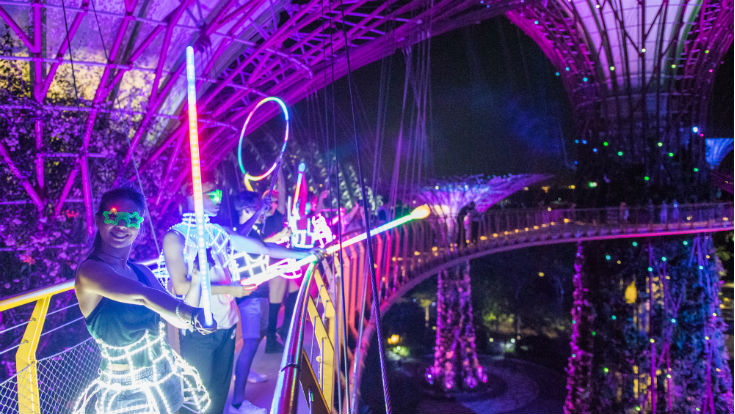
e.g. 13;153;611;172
182;170;219;195
92;187;146;250
231;190;261;211
96;187;146;216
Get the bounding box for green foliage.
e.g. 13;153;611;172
575;237;733;413
0;26;160;294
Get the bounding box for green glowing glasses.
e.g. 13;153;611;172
207;189;223;204
103;210;144;228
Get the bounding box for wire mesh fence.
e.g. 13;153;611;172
0;337;100;414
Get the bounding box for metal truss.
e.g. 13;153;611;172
506;0;733;179
0;0;526;236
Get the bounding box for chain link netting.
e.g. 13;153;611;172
0;338;100;414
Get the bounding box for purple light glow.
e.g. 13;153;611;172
426;262;487;391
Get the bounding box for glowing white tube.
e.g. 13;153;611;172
292;162;306;216
185;46;213;326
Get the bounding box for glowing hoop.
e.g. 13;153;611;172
237;97;290;190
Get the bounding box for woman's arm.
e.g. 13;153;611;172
75;261;210;330
133;263;201;327
277;170;287;214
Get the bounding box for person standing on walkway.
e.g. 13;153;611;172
659;200;668;224
229;190;313;414
671;199;680;222
456;202;475;248
161;177;259;414
74;187;213;414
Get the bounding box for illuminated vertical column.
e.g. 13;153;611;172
185;46;213;326
564;242;593;414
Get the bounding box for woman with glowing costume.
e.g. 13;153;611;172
73;188;213;414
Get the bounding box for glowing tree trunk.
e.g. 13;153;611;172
564;242;594;414
426;261;487;391
565;235;733;413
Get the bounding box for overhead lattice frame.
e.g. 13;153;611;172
0;0;529;247
506;0;733;185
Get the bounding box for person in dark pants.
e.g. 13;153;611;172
258;188;295;353
178;328;235;412
161;178;268;414
229;191;312;414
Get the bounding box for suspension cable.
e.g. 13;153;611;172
60;0;79;103
88;0;160;252
325;3;352;410
337;2;392;413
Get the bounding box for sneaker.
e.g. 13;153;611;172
247;371;267;383
229;400;267;414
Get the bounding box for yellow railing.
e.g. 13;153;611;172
0;279;75;414
271;259;343;414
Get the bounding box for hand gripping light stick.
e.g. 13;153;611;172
185;46;213;326
242;204;431;286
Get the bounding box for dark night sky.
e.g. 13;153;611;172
286;16;733;183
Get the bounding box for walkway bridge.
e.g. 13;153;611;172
0;202;731;414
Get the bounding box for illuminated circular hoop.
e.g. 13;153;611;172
237;97;290;188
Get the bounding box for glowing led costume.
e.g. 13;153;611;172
74;256;210;414
154;213;236;291
153;213;289;289
73;324;210;414
288;212;334;249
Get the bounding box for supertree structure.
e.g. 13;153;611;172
508;0;733;197
414;174;551;243
507;2;734;412
414;174;549;391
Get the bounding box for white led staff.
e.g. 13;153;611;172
185;46;213;326
242;204;431;286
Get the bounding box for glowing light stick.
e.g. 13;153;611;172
242;204;431;286
292;162;306;216
185;46;213;326
237;97;290;191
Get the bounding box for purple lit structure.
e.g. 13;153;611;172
414;174;551;245
508;0;732;184
415;174;548;391
564;243;593;414
0;0;524;283
508;2;734;412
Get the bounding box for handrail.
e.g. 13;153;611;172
0;279;77;414
270;258;349;414
1;202;731;414
0;280;75;313
271;263;316;414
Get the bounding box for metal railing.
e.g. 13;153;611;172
0;280;84;414
271;202;733;413
271;262;338;414
0;202;731;414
